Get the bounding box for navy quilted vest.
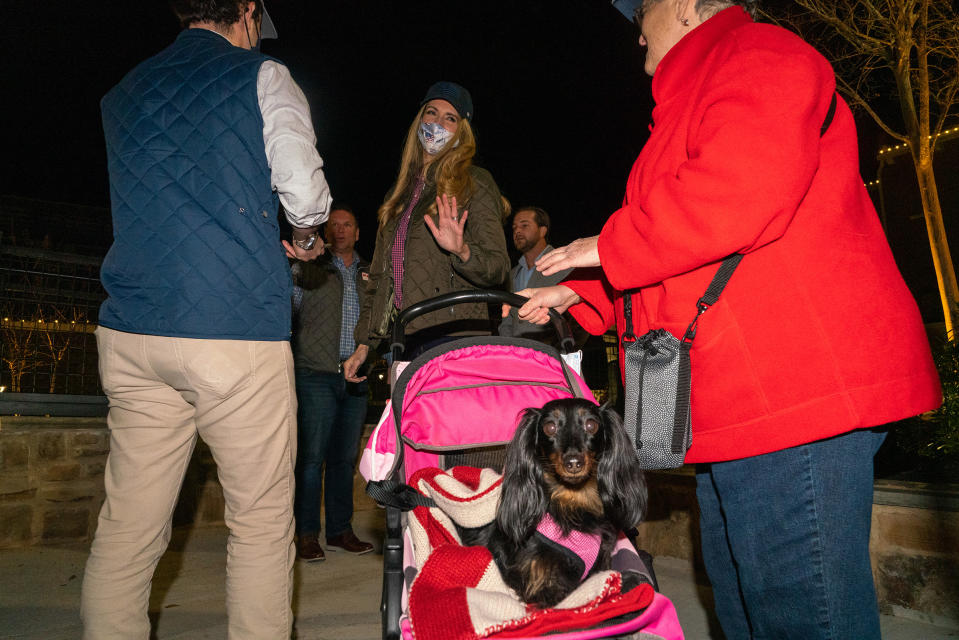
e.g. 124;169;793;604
99;28;291;341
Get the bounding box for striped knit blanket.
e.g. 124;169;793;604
405;466;657;640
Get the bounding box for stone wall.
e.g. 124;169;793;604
0;417;223;548
1;418;108;546
871;487;959;627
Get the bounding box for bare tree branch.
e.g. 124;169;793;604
835;75;907;140
769;0;959;335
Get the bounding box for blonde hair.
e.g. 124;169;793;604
377;104;480;226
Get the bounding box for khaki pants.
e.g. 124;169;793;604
81;327;297;639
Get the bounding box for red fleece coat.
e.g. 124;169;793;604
564;7;941;463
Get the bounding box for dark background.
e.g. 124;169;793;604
0;1;916;269
1;0;662;259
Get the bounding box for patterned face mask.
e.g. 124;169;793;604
417;121;454;155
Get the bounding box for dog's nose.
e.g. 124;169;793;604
563;454;584;473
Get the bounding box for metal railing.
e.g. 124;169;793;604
0;246;105;406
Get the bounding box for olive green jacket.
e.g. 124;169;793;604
355;165;510;350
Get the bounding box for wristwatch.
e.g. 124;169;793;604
293;232;318;250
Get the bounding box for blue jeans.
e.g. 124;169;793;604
293;368;368;537
695;428;886;640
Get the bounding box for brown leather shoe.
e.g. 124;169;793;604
325;530;374;555
296;533;325;562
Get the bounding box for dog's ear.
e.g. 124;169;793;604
597;403;647;531
497;407;547;543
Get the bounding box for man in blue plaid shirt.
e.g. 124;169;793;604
290;204;374;561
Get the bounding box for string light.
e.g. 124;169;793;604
878;126;959;156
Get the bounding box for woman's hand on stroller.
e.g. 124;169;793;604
343;344;369;382
506;285;581;326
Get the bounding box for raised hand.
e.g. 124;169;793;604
424;194;470;262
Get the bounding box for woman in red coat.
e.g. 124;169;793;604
515;1;942;638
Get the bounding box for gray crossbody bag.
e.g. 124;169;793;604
621;254;741;469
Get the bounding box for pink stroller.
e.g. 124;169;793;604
360;291;684;640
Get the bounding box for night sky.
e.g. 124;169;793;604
3;1;886;261
2;0;655;259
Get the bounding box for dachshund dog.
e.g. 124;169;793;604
459;398;647;608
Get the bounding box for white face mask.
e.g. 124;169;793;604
417;122;454;155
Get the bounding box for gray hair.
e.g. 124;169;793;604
695;0;759;20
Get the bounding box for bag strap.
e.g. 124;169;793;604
622;253;740;347
680;253;742;342
822;91;838;137
621;91;838;348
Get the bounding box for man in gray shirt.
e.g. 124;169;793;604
499;207;572;344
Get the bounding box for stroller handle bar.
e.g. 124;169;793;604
391;289;575;358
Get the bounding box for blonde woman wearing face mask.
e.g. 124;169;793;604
344;81;510;377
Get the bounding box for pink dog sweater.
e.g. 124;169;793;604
535;512;602;581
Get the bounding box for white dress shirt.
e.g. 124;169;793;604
257;60;332;229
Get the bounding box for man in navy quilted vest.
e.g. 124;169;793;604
82;1;332;637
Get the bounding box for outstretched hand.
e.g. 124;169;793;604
502;285;582;326
536;235;600;276
424;194;470;262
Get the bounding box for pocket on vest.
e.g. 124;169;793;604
230;201;277;255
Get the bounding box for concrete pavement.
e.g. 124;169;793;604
1;504;956;639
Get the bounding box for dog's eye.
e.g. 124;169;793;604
542;421;558;437
584;419;599;435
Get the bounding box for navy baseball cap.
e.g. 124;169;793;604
611;0;642;20
421;81;473;121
